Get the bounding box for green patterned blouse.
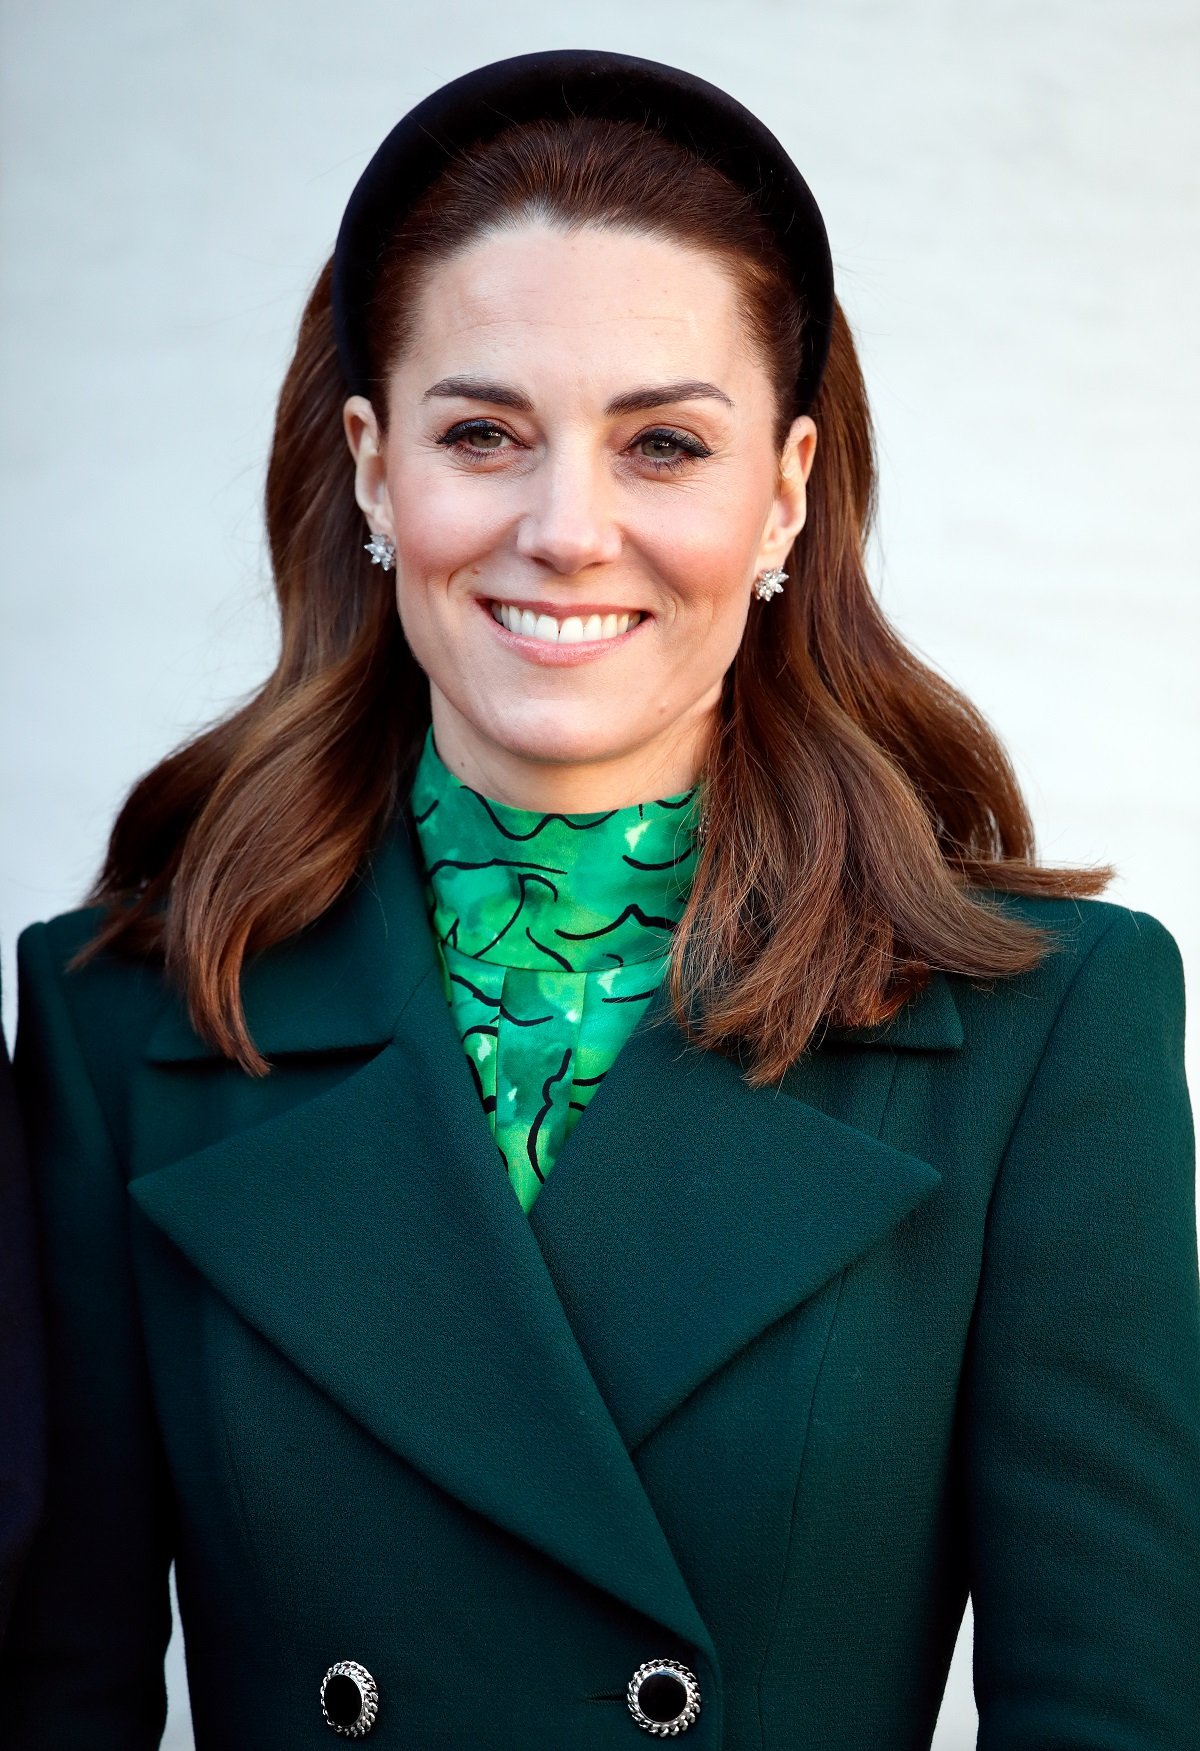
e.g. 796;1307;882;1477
410;728;702;1212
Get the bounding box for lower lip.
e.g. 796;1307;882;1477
480;600;649;666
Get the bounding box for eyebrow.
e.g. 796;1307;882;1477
422;376;734;415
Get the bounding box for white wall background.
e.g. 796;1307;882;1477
2;4;1197;1747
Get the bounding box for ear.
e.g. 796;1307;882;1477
342;395;395;534
755;415;817;571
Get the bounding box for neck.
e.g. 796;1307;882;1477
428;693;715;813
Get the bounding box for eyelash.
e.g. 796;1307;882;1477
434;419;712;473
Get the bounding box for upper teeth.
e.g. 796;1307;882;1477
490;602;642;643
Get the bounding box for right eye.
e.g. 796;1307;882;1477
436;420;517;459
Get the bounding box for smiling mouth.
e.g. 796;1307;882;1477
488;600;645;644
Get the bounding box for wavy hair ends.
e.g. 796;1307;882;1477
73;115;1113;1083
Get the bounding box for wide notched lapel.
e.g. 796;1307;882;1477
131;808;960;1661
526;982;946;1452
134;991;718;1658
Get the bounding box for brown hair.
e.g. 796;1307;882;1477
75;115;1112;1082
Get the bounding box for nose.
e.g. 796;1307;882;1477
513;440;622;574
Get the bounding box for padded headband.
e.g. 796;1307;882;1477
331;48;834;414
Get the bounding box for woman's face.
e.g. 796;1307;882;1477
345;221;816;808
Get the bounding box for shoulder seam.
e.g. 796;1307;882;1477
22;921;125;1175
990;905;1132;1185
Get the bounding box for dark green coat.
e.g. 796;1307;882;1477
3;809;1198;1749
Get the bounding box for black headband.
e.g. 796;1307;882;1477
331;48;834;416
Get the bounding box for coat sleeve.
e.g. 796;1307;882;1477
962;906;1200;1749
0;922;175;1749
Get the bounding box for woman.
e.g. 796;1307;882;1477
2;47;1197;1750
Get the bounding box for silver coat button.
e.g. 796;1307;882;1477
320;1660;379;1737
626;1658;701;1734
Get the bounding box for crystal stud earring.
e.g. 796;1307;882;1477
754;567;787;602
364;530;396;571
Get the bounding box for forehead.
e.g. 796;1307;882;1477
398;221;756;389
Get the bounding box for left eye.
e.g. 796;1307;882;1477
637;431;686;460
633;429;709;467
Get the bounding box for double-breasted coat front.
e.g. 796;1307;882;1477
2;805;1198;1749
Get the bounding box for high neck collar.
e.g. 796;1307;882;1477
409;727;701;972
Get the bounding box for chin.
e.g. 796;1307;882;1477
484;716;627;768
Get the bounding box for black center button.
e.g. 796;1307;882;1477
639;1671;688;1721
626;1658;701;1734
320;1660;379;1737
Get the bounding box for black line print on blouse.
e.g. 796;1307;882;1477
448;970;553;1027
423;856;565;881
526;1047;574;1178
473;797;620;840
555;904;677;941
475;873;563;957
524;927;573;971
623;845;695;870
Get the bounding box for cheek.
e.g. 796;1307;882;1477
641;493;759;635
387;459;507;582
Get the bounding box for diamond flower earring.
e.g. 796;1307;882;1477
754;567;787;602
364;529;396;571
